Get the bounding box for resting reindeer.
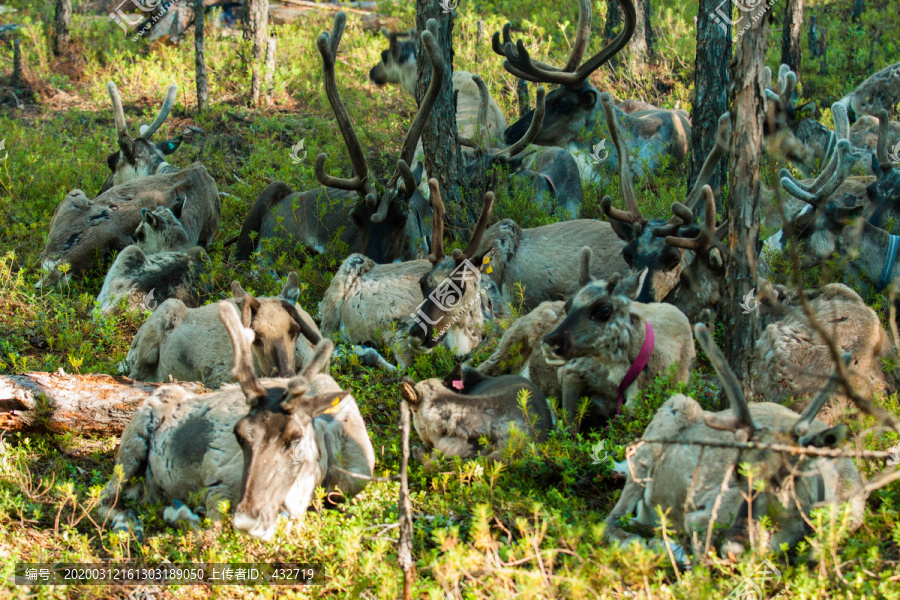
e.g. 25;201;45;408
493;0;690;182
99;303;374;542
233;12;437;265
472;97;730;311
94;202;207;317
764;64;900;179
660;189;895;407
604;323;865;562
319;179;506;370
369;28;506;146
126;273;323;388
399;363;553;462
102;81;183;194
461;82;584;220
478;247;695;429
39;162;220;287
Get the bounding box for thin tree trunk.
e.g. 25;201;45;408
398;400;415;600
604;0;621;67
721;5;768;381
689;0;731;195
414;6;466;234
244;0;269;106
629;0;651;65
54;0;72;56
780;0;803;77
194;0;209;112
12;38;21;86
263;37;277;105
0;373;208;435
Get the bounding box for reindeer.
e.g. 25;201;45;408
38;162;220;288
98;302;374;542
492;0;690;183
233;12;437;265
604;323;865;562
764;64;900;179
369;28;506;146
101;81;183;194
94;202;207;317
478;247;695;429
319;179;506;370
125;273;323;388
836;60;900;121
661;188;894;408
399;363;553;462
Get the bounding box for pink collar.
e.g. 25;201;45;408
616;321;654;415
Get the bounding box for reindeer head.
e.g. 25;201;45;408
134;199;190;253
693;323;849;556
102;81;182;194
407;179;495;352
661;187;730;323
541;246;648;365
368;28;419;96
495;0;635;147
219;302;345;541
599;93;731;303
231;273;322;379
316;13;440;264
866;109;900;228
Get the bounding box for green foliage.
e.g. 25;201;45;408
0;0;898;598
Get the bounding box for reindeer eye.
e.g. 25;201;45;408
592;304;612;321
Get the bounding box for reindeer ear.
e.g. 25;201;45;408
282;389;349;416
400;379;419;405
231;280;247;300
579;246;595;287
171;196;185;220
616;268;648;300
799;424;846;448
142;208;158;228
280;272;301;303
157;136;182;155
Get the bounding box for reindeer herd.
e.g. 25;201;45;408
31;0;900;569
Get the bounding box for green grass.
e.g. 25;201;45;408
0;0;898;597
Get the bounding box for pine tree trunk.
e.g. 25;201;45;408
194;0;209;112
629;0;651;65
689;0;731;194
244;0;269;106
780;0;803;77
604;0;621;67
54;0;72;56
721;7;768;381
414;5;466;235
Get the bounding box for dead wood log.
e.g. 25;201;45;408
0;372;208;436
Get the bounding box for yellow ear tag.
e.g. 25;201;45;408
482;255;492;274
323;397;342;414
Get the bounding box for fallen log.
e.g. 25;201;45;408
0;372;209;436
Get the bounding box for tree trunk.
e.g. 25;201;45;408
720;6;768;381
780;0;803;77
194;0;209;112
398;400;415;600
244;0;269;106
54;0;72;56
0;372;208;435
414;6;466;235
689;0;731;195
629;0;652;65
263;37;277;105
604;0;621;67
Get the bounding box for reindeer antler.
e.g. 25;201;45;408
107;81;129;139
315;13;375;204
492;0;636;89
694;323;757;438
452;190;495;263
665;186;720;252
876;108;892;173
219;301;267;405
790;354;849;438
139;84;177;138
427;178;445;263
372;22;445;224
780;139;860;208
599;92;646;229
490;86;546;160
